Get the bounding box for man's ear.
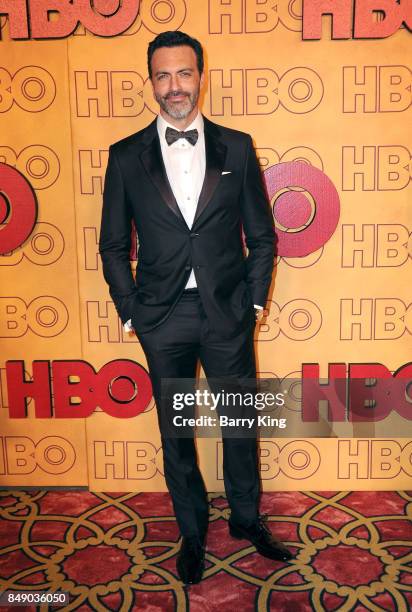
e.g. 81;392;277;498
200;72;205;88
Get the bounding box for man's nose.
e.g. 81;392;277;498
170;74;181;91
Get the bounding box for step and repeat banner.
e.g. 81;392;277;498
0;0;411;491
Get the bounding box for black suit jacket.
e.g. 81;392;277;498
99;115;274;339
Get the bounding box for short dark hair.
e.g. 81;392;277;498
147;31;204;79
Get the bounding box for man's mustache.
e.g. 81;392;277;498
165;90;189;100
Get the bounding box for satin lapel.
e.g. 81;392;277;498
193;123;227;226
140;131;187;227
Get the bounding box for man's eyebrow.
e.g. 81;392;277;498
154;67;194;76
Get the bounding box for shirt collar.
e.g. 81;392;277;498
157;111;204;144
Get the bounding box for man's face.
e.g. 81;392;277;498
150;45;204;126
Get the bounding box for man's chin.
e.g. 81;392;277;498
164;105;193;121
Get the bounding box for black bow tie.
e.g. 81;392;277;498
165;127;199;146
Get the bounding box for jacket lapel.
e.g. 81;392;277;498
140;121;188;227
193;118;227;226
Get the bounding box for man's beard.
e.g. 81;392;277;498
156;88;199;121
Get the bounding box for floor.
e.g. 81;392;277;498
0;490;411;611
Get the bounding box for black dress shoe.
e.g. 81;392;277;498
229;515;293;562
176;536;205;584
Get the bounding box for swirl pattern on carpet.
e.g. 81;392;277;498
0;490;411;611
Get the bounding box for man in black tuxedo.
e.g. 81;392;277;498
99;30;292;584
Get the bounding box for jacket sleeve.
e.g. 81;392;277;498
240;135;275;307
99;145;137;324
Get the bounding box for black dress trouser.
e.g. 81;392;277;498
136;290;259;538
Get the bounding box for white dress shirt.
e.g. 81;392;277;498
157;111;206;289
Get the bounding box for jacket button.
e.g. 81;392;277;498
184;265;191;271
190;233;199;238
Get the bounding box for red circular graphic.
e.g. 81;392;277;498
0;163;37;255
0;192;9;223
274;190;312;229
109;375;138;402
97;360;152;417
264;161;340;257
94;0;120;16
78;0;141;36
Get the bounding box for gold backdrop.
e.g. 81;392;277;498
0;0;411;491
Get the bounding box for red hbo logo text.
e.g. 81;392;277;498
303;0;412;39
5;359;153;419
302;362;412;426
0;162;37;255
0;0;187;40
264;161;340;258
0;0;141;39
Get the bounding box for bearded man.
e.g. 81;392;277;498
99;30;292;585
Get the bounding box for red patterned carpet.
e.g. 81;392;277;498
0;490;411;611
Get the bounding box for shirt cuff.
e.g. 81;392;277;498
254;305;263;310
123;319;134;332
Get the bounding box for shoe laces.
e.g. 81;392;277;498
257;514;272;536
